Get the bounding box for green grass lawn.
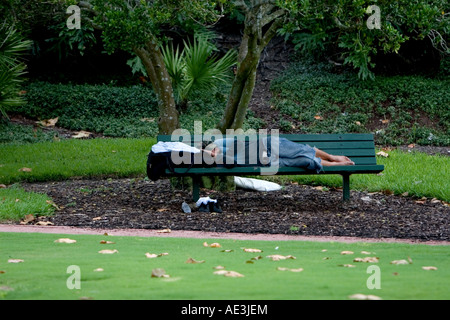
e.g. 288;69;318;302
0;184;54;221
0;138;155;185
276;149;450;201
0;232;448;300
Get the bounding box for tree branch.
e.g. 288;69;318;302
261;8;285;27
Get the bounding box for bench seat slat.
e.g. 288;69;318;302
166;164;384;176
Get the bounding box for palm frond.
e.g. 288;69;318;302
0;24;30;119
183;36;237;99
0;23;32;69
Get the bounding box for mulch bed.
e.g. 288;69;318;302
22;177;449;242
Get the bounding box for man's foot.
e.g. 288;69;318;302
331;155;354;164
322;159;355;166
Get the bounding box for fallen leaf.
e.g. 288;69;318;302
276;267;304;272
18;167;32;172
243;248;262;253
185;257;205;264
72;131;92;139
98;249;118;254
360;251;372;255
390;259;409;265
225;271;244;277
0;286;14;292
35;221;53;226
213;270;244;277
0;270;5;274
156;228;171;233
353;257;379;263
20;214;35;225
415;198;427;204
54;238;77;244
145;252;168;258
340;251;354;255
267;254;296;261
37;117;59;127
376;151;389;158
209;242;221;248
151;268;169;278
422;266;437;271
349;293;382;300
100;240;115;244
339;264;356;268
46;200;60;210
8;259;24;263
203;241;221;248
140;117;155;123
213;270;228;275
221;249;234;253
213;266;225;270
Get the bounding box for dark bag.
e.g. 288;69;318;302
146;151;173;181
146;150;214;181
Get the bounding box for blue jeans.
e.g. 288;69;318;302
271;138;323;173
215;137;323;173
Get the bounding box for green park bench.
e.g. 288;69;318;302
155;133;384;201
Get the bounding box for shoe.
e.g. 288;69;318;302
198;203;210;212
209;200;223;213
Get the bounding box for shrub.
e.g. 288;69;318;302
17;81;160;137
271;61;450;146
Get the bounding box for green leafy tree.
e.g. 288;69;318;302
279;0;449;80
219;0;449;133
80;0;224;134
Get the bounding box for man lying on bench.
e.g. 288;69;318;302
201;136;355;173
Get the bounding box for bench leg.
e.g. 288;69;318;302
342;174;351;201
192;176;200;202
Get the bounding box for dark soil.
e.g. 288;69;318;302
22;177;449;242
7;36;449;243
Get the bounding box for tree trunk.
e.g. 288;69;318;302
214;2;286;193
134;36;179;135
217;2;285;133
